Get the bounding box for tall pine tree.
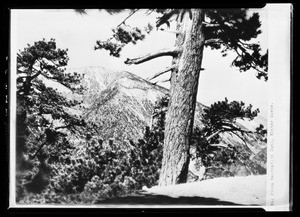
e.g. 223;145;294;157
77;8;268;186
16;38;86;170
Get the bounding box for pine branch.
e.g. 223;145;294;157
147;66;173;81
221;122;253;134
230;131;255;154
27;126;38;138
234;42;268;79
55;124;71;130
206;123;254;143
32;141;47;159
40;73;72;90
124;48;180;65
249;62;268;79
47;59;61;68
156;9;180;28
74;9;88;15
207;129;223;142
204;38;223;46
238;39;256;48
116;9;139;28
202;21;220;27
29;69;43;81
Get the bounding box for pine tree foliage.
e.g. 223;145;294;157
16;39;90;198
201;97;259;140
94;25;149;57
88;8;268;80
17;39;86;155
189;99;266;179
75;8;268;186
203;9;268;80
151;96;266;171
16;95;165;204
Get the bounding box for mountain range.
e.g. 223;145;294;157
65;66;208;142
63;66;267;177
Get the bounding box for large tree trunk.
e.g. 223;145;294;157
158;9;205;186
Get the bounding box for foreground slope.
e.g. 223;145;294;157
144;175;266;205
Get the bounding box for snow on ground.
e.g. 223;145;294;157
144;175;266;205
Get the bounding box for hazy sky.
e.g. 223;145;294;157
12;8;268;114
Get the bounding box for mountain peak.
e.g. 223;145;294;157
68;66;169;142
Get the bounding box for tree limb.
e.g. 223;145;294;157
204;38;223;46
221;122;253;134
29;70;42;81
55;124;71;130
206;123;254;145
32;141;47;159
207;129;223;142
230;131;255;154
40;73;72;90
202;21;220;27
147;66;173;81
124;48;180;65
156;9;180;28
116;9;139;28
27;126;38;138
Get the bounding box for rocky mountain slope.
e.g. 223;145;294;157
64;66;267;177
65;66;206;142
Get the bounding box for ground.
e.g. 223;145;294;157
97;175;266;206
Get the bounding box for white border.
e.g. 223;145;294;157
9;10;17;208
9;4;292;211
265;4;291;211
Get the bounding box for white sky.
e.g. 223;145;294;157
12;8;268;114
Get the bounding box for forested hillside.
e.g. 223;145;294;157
16;65;267;204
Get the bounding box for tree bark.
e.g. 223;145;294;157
158;9;205;186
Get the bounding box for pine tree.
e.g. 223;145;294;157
77;8;268;186
16;39;87;194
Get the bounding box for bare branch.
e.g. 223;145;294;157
147;66;173;81
124;48;180;65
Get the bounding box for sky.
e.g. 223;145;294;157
12;8;268;115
